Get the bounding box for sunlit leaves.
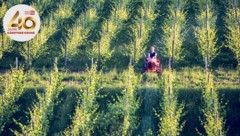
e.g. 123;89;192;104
0;2;7;19
56;1;74;20
31;0;53;16
12;64;63;136
195;0;218;65
226;7;240;69
64;64;100;136
0;68;25;133
162;0;186;61
200;73;226;136
95;67;141;135
157;70;184;136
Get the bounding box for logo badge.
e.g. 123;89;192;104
3;4;41;42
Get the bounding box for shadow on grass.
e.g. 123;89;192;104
2;87;41;136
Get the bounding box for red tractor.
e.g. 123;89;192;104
142;54;162;74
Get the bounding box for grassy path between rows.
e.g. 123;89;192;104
140;86;159;135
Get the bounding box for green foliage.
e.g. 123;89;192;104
0;1;7;32
109;0;144;69
195;0;218;67
0;33;12;59
179;0;202;67
121;67;141;135
133;0;156;66
34;0;89;68
210;0;238;68
12;63;63;136
147;0;172;62
0;1;12;58
95;66;141;135
174;67;206;89
157;70;184;136
162;0;186;62
0;0;239;70
0;68;25;133
31;0;56;17
0;1;240;134
26;6;59;64
77;0;116;70
0;66;239;135
0;2;6;18
64;8;94;67
67;5;99;70
64;63;100;136
226;1;240;69
199;73;226;136
87;0;115;42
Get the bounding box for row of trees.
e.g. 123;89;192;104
31;0;90;68
12;59;64;135
0;68;25;133
9;59;142;136
160;0;239;70
157;69;226;136
198;72;225;136
0;59;231;135
150;0;239;69
226;0;240;70
0;0;239;70
157;70;184;136
64;60;100;135
94;65;141;136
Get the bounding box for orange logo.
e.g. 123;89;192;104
8;11;36;30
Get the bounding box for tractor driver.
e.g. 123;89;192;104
147;46;159;65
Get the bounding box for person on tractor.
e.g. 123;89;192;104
147;46;159;66
142;46;161;73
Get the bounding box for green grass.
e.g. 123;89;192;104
6;68;237;89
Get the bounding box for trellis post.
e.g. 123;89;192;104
210;88;212;96
211;99;214;112
16;57;18;70
1;33;4;49
206;0;210;70
169;57;171;71
129;56;132;67
64;42;67;68
168;87;172;106
205;57;208;73
134;39;136;64
27;41;30;70
91;58;94;70
31;115;34;129
98;41;101;71
0;89;3;107
43;89;46;102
